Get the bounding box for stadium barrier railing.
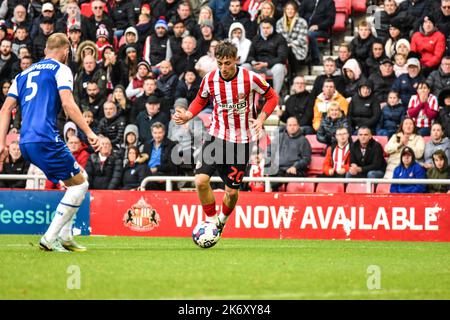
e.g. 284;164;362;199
0;175;449;193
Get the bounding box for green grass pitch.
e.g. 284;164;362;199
1;235;449;300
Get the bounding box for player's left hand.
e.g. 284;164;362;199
250;117;265;139
0;144;8;163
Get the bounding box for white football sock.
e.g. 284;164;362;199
205;214;219;225
44;180;88;242
58;216;74;241
218;212;230;225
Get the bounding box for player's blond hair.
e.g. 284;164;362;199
46;33;70;50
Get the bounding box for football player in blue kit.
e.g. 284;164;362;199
0;33;100;252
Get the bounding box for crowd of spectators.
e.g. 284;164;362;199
0;0;449;193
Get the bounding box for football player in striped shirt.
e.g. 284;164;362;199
173;40;279;234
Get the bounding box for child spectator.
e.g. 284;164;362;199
376;91;406;137
426;149;450;193
95;25;112;63
393;53;408;77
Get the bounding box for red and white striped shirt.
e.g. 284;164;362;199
333;143;350;171
407;94;439;128
198;67;270;143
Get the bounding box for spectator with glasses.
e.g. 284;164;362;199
86;0;114;44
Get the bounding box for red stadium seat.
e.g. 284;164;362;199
352;0;367;13
286;182;315;193
80;3;93;17
5;133;19;146
376;184;391;194
346;182;373;193
333;12;348;33
373;135;389;156
423;136;432;144
307;155;325;176
316;183;345;193
306;135;327;155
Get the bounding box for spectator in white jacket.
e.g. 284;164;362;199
228;22;252;65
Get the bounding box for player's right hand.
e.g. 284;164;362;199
87;133;100;152
0;144;8;163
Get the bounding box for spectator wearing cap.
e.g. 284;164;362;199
168;97;207;174
169;1;197;35
395;38;411;58
74;54;107;105
392;57;425;106
86;0;114;44
95;25;112;63
170;35;201;77
426;56;450;97
32;16;55;61
369;57;396;105
143;17;170;71
243;18;288;95
136;95;170;144
6;5;31;34
197;19;217;57
407;82;439;136
29;2;56;39
0;39;18;82
156;60;178;113
118;26;140;60
390;147;427;193
109;0;135;39
126;60;152;102
410;15;446;76
131;77;163;124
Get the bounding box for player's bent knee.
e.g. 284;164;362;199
226;187;239;198
195;175;210;189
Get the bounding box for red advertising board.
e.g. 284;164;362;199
90;191;450;241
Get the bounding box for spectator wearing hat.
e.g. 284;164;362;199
170;35;201;77
373;0;402;41
126;60;152;101
347;79;381;134
0;39;18;83
136;95;170;144
390;147;427;193
143;16;170;71
118;26;140;60
220;0;254;39
109;0;135;39
426;56;450;97
438;86;450;137
395;38;411;59
156;60;178;113
86;0;114;44
29;2;56;39
95;25;112;63
243;18;288;95
407;82;439;136
131;77;163;124
32;16;55;61
369;57;396;105
169;1;197;35
410;15;446;77
67;24;83;73
197;19;217;57
392;57;425;106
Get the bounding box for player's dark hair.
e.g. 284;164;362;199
215;40;238;59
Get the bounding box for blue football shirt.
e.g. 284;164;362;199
7;58;74;144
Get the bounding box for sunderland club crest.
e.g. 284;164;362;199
123;197;160;232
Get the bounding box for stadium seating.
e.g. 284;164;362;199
80;2;108;18
351;0;367;13
316;182;345;193
307;155;325;176
423;136;432;144
376;183;391;194
286;182;315;193
306;135;327;155
333;0;352;33
346;182;373;193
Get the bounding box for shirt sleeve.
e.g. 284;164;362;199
55;63;74;91
198;73;210;99
7;76;19;99
250;71;270;95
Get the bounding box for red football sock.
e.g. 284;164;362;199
222;202;234;216
202;202;216;217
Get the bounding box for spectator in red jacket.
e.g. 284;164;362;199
322;126;351;177
410;15;446;77
67;135;90;170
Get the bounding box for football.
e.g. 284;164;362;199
192;221;220;248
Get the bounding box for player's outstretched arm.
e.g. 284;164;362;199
0;97;17;159
59;89;100;151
